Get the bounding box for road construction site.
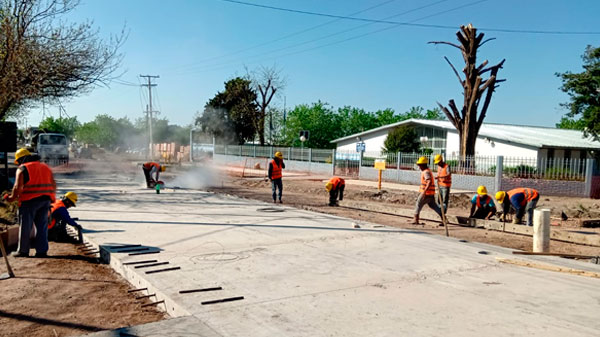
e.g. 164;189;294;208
2;157;600;336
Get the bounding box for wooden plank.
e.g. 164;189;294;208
496;257;600;279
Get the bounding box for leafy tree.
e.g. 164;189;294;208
75;114;138;149
556;45;600;140
283;101;342;149
401;106;445;120
337;106;379;137
38;116;80;139
556;116;586;130
382;126;420;153
196;77;258;144
0;0;124;120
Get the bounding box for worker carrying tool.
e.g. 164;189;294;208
434;154;452;213
48;192;83;243
325;176;345;206
268;152;285;203
469;185;497;220
411;156;443;225
3;148;55;258
142;162;166;188
495;188;540;226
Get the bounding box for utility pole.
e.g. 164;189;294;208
140;75;159;160
283;96;287;139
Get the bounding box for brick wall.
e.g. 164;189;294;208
501;177;586;197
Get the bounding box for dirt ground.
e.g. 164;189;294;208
0;242;165;337
208;175;600;257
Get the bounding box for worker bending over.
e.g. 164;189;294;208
4;148;56;258
411;156;443;225
469;185;497;220
325;176;345;206
142;162;165;188
495;188;540;226
49;192;83;243
268;152;285;203
434;154;452;212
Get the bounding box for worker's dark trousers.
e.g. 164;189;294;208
48;220;68;242
271;178;283;201
142;167;153;187
17;199;50;255
329;185;345;206
472;207;493;219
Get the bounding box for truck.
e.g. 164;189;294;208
26;131;69;164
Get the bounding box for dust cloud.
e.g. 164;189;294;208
166;165;218;190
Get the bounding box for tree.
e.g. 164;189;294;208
382;126;420;153
556;116;586;130
337;106;379;137
429;24;505;158
556;45;600;140
38;116;80;139
248;65;286;145
283;102;342;149
75;114;138;149
0;0;124;121
196;77;258;144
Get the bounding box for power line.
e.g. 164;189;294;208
218;0;600;35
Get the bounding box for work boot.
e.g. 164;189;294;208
279;199;283;204
409;215;421;225
10;251;29;258
34;252;48;258
273;199;276;203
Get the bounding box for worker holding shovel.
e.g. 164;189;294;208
411;156;444;225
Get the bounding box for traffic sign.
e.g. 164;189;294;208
356;142;365;152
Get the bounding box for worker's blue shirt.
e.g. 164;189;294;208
509;193;527;211
52;206;78;227
471;195;494;208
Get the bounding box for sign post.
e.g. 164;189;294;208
374;159;386;190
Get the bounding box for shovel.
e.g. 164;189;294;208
0;235;15;280
436;182;449;237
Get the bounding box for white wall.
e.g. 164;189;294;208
445;131;539;158
336;129;389;154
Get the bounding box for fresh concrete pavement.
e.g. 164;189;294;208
62;173;600;337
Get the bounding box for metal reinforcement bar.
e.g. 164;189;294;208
136;294;156;300
145;266;181;274
129;251;160;256
127;288;148;293
179;287;223;294
201;296;244;305
134;262;169;269
123;260;158;265
113;247;150;253
141;300;164;308
105;244;142;249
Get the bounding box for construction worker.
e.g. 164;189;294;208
469;185;497;220
411;156;443;224
142;162;165;188
325;176;345;206
268;151;285;203
48;192;83;243
495;188;540;226
434;154;452;212
3;148;56;257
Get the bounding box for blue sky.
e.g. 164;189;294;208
23;0;600;129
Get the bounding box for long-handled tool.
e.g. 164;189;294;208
0;234;15;280
436;182;449;237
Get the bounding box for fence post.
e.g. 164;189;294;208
584;158;594;197
358;151;363;179
397;152;401;182
495;155;504;193
253;145;256;158
309;148;312;163
533;209;550;253
332;149;336;176
288;147;292;161
270;146;273;158
240;145;243;157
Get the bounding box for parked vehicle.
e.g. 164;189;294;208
34;133;69;163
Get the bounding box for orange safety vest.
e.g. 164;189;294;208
476;195;492;208
329;176;345;190
143;162;161;171
20;161;55;203
507;188;539;206
419;168;436;196
437;163;452;187
271;159;282;179
48;199;66;230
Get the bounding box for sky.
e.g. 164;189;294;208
21;0;600;129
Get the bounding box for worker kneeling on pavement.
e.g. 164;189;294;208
4;148;56;258
469;185;497;220
142;162;165;188
495;188;540;226
49;192;83;243
434;154;452;213
268;152;285;203
325;176;345;206
411;156;443;224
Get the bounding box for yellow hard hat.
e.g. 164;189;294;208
416;156;428;165
434;154;444;164
160;165;166;172
477;185;488;196
275;151;283;159
325;182;333;192
495;191;506;203
64;191;78;206
14;148;31;164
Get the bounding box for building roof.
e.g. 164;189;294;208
331;119;600;150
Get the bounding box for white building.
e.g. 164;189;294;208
331;119;600;160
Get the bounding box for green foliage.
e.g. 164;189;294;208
556;116;587;131
283;101;341;149
75;114;140;149
382;126;420;153
503;165;538;177
402;106;445;120
38;116;80;139
196;77;258;145
556;45;600;140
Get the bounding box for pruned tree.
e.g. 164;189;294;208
429;24;505;159
0;0;124;121
247;65;286;145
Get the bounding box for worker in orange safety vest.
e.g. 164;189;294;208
325;176;345;206
48;192;83;243
434;154;452;213
268;152;285;203
411;156;443;225
142;162;165;188
495;188;540;226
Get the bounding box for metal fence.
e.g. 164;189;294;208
503;156;588;181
